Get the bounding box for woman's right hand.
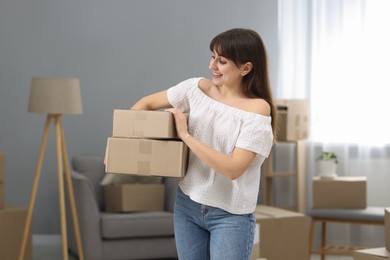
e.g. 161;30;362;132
166;108;189;140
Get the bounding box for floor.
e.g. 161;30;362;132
32;235;353;260
33;235;77;260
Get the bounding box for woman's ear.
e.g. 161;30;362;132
241;62;253;76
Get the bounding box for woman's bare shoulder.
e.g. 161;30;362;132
198;78;213;92
245;98;271;116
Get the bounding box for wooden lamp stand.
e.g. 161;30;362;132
18;114;84;260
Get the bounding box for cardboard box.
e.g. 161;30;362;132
386;208;390;251
105;137;188;177
0;152;4;209
255;205;310;260
104;183;165;212
354;247;390;260
0;152;4;181
112;109;179;139
0;206;32;260
312;176;367;209
275;99;308;141
0;182;4;209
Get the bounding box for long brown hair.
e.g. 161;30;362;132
209;28;277;138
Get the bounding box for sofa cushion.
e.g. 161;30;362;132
306;207;385;222
100;211;174;239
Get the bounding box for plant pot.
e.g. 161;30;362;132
316;160;337;178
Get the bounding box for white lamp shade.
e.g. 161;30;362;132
28;77;83;114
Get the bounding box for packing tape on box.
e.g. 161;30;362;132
137;140;151;174
132;112;147;137
137;161;150;175
135;111;147;120
139;140;152;154
133;129;145;137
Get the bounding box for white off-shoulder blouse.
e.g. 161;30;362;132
167;77;273;214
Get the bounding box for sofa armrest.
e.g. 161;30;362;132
163;177;180;212
66;170;103;260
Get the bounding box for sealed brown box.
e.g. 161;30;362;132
0;182;3;209
105;137;188;178
104;183;165;212
275;99;308;141
0;152;4;209
312;176;367;209
112;109;179;139
0;152;3;181
354;247;390;260
255;205;310;260
385;208;390;251
0;206;32;260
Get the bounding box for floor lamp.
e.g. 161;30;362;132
19;78;84;260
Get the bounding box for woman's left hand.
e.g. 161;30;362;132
166;108;189;139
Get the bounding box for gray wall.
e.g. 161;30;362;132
0;0;278;234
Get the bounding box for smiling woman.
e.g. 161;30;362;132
131;28;276;260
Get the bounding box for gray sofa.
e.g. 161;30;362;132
66;155;179;260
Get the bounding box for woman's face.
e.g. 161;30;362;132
209;50;243;87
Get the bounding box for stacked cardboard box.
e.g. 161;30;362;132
104;110;188;212
312;176;367;209
0;152;4;209
112;109;179;139
0;206;32;260
275;99;308;141
0;152;32;259
254;205;310;260
105;109;188;178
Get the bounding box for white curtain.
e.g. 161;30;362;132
277;0;390;247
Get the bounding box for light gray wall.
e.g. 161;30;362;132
0;0;278;234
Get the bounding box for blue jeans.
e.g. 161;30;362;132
174;188;255;260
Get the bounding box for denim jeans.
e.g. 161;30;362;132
174;187;256;260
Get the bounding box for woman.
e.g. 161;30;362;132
131;28;276;260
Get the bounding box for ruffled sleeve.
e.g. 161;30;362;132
236;115;274;158
167;77;202;113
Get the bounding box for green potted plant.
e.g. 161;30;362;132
316;151;338;178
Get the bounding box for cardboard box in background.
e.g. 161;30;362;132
354;247;390;260
104;183;165;212
0;206;32;260
275;99;308;141
112;109;179;139
312;176;367;209
385;208;390;251
0;152;4;209
0;152;4;181
255;205;310;260
0;182;3;209
105;137;188;178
